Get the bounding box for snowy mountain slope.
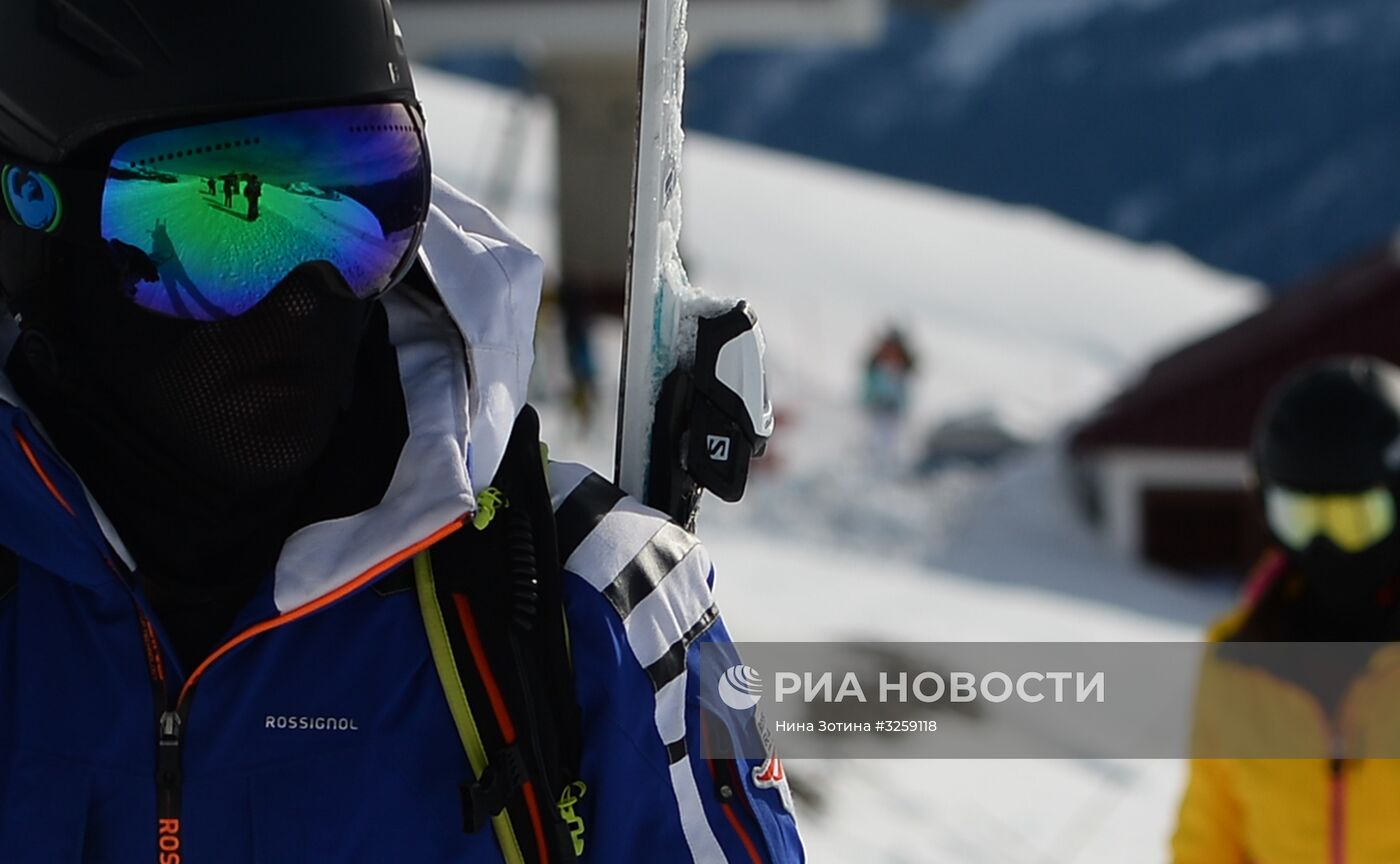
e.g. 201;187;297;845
413;66;1254;863
416;63;1256;451
685;0;1400;286
915;0;1197;88
681;134;1260;442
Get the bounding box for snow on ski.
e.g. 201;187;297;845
616;0;693;503
617;0;774;528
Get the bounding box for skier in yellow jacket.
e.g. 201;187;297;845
1172;357;1400;864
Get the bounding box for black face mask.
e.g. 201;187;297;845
120;268;372;493
20;259;373;495
1292;532;1400;638
7;252;386;589
7;244;411;669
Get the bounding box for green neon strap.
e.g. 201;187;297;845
414;552;526;864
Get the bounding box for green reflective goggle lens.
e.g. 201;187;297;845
101;103;429;321
1265;486;1397;554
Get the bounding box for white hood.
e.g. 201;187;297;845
274;177;544;611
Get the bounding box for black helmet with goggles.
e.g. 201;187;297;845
0;0;430;321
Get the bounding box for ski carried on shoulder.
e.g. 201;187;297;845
616;0;774;530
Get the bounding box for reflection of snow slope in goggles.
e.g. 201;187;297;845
101;103;429;320
1265;486;1397;553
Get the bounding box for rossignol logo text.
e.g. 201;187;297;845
157;818;181;864
264;715;360;731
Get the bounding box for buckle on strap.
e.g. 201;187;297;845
460;744;530;834
556;780;588;857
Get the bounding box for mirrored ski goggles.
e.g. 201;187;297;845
1264;485;1397;553
2;103;430;320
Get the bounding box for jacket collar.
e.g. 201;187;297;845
0;177;543;613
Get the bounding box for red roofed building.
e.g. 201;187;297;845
1069;241;1400;575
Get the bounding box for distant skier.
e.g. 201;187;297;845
206;176;216;195
1173;356;1400;863
244;173;262;221
862;325;917;468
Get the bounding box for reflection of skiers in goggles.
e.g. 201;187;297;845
5;102;430;321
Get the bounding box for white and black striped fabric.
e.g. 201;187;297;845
548;462;730;863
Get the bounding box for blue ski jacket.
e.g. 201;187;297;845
0;179;804;863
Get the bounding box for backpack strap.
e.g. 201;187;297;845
0;546;15;602
415;406;584;864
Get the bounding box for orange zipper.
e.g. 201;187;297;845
15;430;75;516
17;425;471;860
179;516;466;703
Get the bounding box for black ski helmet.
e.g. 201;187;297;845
0;0;416;164
0;0;420;317
1253;356;1400;495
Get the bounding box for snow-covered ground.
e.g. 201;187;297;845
415;67;1261;862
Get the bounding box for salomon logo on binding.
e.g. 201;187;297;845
707;435;732;462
